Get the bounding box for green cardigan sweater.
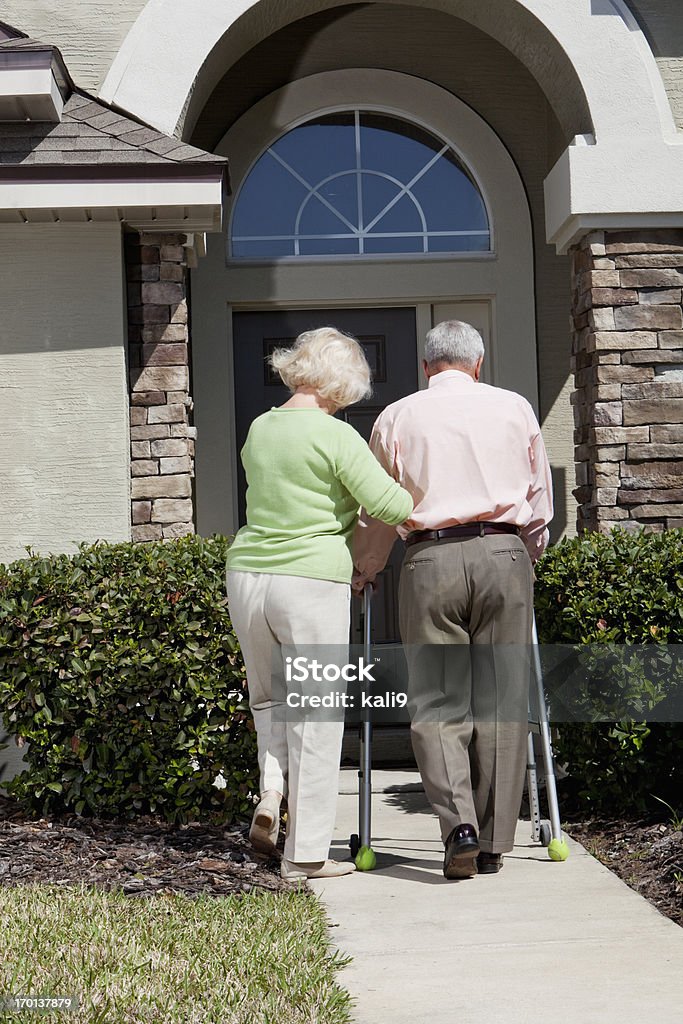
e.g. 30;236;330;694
225;408;413;583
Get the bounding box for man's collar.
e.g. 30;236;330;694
427;368;476;388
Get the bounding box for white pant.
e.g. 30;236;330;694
225;570;350;861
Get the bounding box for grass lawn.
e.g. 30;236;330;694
0;884;353;1024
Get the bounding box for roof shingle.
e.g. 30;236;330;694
0;37;227;171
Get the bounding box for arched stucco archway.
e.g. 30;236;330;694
100;0;669;142
99;0;683;251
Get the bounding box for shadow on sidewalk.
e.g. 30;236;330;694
329;842;448;884
382;788;433;817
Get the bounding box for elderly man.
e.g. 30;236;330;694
353;320;553;879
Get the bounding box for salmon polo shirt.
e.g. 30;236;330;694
353;369;554;581
225;408;413;584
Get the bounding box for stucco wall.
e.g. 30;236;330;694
657;61;683;129
0;223;131;567
0;0;146;93
0;721;28;790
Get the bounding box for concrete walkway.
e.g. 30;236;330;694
310;770;683;1024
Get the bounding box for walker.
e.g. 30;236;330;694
349;584;569;868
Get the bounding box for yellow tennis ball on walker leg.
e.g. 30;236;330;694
355;846;377;871
547;837;570;861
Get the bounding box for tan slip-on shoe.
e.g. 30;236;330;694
281;858;356;881
249;790;282;854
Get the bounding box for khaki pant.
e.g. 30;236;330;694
225;570;350;862
399;533;533;854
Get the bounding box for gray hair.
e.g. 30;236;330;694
424;320;485;370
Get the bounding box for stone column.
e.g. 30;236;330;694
570;230;683;533
125;232;196;541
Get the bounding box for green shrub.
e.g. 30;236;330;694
2;527;680;822
534;528;683;816
0;535;258;822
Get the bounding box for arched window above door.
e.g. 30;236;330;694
230;110;490;259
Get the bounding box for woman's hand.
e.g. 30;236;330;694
351;572;377;595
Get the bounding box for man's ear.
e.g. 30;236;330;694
474;356;484;382
422;359;430;380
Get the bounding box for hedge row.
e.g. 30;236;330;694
534;528;683;815
0;528;681;821
0;535;257;823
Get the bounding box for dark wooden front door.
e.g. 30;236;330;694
232;307;418;645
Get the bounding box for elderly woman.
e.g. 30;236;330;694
226;326;413;881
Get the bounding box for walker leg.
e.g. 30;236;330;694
532;615;569;861
354;584;376;871
526;729;542;844
359;719;372;849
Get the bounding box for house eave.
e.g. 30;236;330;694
0;165;227;232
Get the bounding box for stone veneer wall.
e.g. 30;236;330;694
571;229;683;533
125;232;196;541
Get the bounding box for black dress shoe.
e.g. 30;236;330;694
476;852;503;874
443;823;480;879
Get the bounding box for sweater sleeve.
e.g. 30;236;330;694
334;423;413;525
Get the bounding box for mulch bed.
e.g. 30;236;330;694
565;818;683;927
0;794;293;898
2;793;682;926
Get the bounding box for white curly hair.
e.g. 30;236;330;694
269;326;373;410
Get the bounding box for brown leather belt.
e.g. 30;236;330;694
405;522;521;549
